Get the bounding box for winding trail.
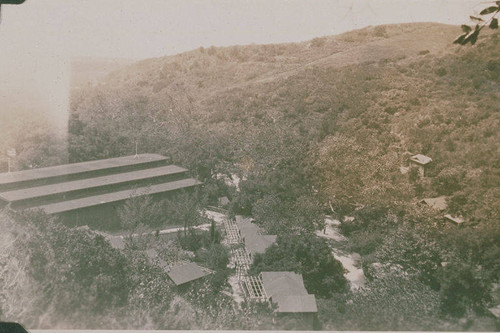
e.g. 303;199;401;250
317;217;366;290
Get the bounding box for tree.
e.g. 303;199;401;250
7;210;132;326
117;192;165;236
454;2;499;45
438;261;491;317
314;134;411;210
318;267;444;331
163;191;204;240
251;194;324;235
250;234;348;297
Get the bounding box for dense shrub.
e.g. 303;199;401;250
250;234;348;297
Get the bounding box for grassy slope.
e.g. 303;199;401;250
3;22;498;330
71;22;498;220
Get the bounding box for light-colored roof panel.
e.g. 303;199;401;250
0;154;167;186
273;294;318;313
167;262;211;285
410;154;432;165
489;304;500;318
245;234;277;255
0;165;187;202
34;178;202;214
218;196;230;206
107;236;126;250
238;221;261;237
444;214;465;225
235;215;253;224
236;219;277;255
261;271;308;297
420;196;447;211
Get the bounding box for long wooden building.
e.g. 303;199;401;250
0;154;201;229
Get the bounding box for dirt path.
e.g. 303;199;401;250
317;216;366;290
332;249;365;290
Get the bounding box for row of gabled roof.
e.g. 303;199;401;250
0;154;201;215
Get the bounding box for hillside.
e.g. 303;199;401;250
69;22;499;221
3;22;499;330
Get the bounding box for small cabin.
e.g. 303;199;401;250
260;271;318;329
409;154;432;178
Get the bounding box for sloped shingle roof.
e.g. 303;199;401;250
167;262;212;286
261;272;308;297
410;154;432;165
272;294;318;313
236;219;276;255
421;196;447;211
444;214;465;225
261;271;317;313
245;234;277;255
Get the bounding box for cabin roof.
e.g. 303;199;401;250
489;304;500;318
420;196;447;211
245;234;277;255
261;271;317;313
167;262;212;285
444;214;465;225
261;271;308;297
236;219;276;255
410;154;432;165
218;196;230;206
272;294;318;313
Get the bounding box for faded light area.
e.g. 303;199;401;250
0;2;70;134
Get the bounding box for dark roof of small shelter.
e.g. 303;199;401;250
167;262;212;286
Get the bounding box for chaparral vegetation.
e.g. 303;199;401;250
0;22;499;330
